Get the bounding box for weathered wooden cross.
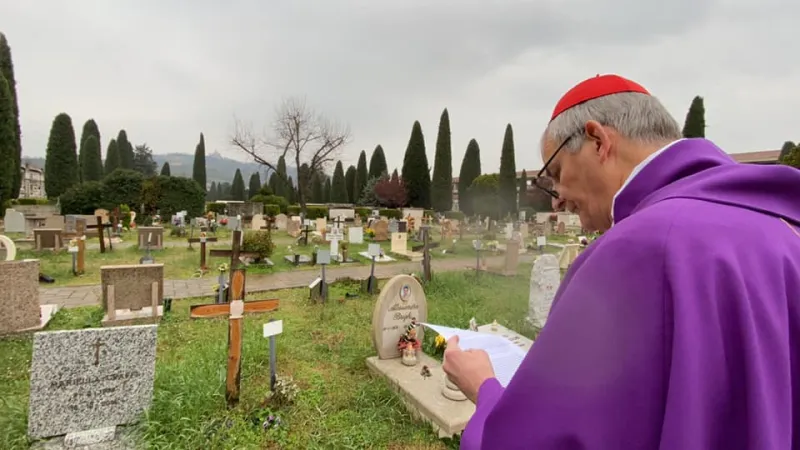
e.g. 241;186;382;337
190;265;280;407
300;224;314;246
188;231;218;271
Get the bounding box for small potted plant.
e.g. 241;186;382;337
340;241;349;261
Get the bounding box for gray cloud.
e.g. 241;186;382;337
1;0;797;178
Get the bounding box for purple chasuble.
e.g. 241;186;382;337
461;139;800;450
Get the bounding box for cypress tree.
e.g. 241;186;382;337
160;162;171;176
355;150;368;201
116;129;134;169
369;144;388;180
231;169;246;201
0;73;15;205
401;121;431;208
104;139;120;175
268;172;278;195
207;181;217;201
779;141;796;163
431;108;453;212
286;176;295;203
311;172;324;203
682;96;706;138
331;161;348;203
248;172;261;199
78;119;100;181
345;165;356;203
44;113;79;198
0;33;22;199
392;168;399;179
276;156;288;197
458;139;482;216
324;177;332;203
518;169;528;210
192;133;207;192
215;182;223;200
80;135;103;182
498;124;517;216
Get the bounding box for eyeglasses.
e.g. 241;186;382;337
533;134;576;199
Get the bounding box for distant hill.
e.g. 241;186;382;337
22;151;298;187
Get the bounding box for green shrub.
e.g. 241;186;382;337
102;169;144;210
380;209;402;219
242;230;275;260
207;202;226;215
59;181;106;214
424;209;435;217
305;206;328;220
251;194;289;213
264;204;280;217
287;205;301;216
354;207;371;218
444;211;465;220
141;176;205;219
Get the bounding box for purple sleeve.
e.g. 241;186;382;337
460;378;504;450
460;222;670;449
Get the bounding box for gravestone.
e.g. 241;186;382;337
101;264;164;327
315;218;327;233
558;243;581;269
0;259;59;334
44;215;65;230
251;214;267;230
27;325;158;445
391;232;408;254
528;254;560;329
137;227;164;250
556;221;566;234
348;226;364;244
370;274;428;359
372;219;389;241
329;208;355;220
275;214;288;230
286;219;301;237
4;209;26;233
34;228;63;251
94;209;110;224
327;226;344;259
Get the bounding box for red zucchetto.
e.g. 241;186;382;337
550;74;650;121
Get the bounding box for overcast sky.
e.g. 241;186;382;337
2;0;797;174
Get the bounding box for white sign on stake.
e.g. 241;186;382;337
537;236;547;246
263;320;284;337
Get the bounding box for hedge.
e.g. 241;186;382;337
206;203;226;215
264;204;280;217
444;211;465;220
380;209;402;219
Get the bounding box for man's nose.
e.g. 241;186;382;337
552;196;565;211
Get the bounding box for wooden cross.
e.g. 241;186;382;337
421;226;432;283
332;216;344;229
300;225;314;246
189;268;280;407
208;229;244;275
188;232;219;270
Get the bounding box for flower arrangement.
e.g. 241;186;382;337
268;375;300;408
365;228;375;239
217;263;229;273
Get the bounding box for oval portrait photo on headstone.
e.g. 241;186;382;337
399;284;411;302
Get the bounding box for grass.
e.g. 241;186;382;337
0;265;537;450
13;226;550;286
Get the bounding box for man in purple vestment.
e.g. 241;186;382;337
443;74;800;449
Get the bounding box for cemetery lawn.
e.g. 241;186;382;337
16;229;502;286
0;266;537;450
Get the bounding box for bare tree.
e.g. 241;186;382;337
231;97;351;215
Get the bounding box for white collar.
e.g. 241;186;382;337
610;139;684;225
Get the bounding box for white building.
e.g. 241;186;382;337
19;163;45;199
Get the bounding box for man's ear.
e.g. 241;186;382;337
584;120;611;162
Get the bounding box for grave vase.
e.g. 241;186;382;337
441;353;467;401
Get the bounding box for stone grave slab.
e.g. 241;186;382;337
4;209;26;233
558;243;581;269
275;214;288;230
0;259;59;334
137;227;164;250
372;219;389;241
101;265;164;327
34;228;63;251
283;254;312;265
348;226;364;244
27;325;157;443
44;215;65;230
528;254;560;329
358;251;395;262
329;208;355;220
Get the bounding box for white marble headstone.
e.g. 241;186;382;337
527;254;560;329
348;226;364;244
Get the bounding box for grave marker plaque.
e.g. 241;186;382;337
27;325;158;440
371;274;428;359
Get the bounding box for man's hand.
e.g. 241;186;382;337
441;335;496;404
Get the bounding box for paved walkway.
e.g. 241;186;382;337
41;254;537;309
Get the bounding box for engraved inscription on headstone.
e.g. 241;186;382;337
371;274;428;359
527;254;560;329
27;325;158;440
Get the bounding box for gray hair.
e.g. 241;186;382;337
541;92;682;152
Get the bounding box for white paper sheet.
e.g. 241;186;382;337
420;322;526;387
